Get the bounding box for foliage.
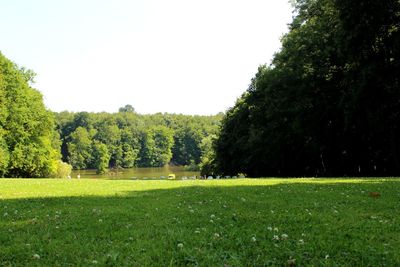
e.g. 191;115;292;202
138;126;174;167
118;104;135;113
1;178;399;265
52;160;72;178
92;141;110;174
0;52;61;177
199;134;218;176
67;127;92;170
55;111;222;171
214;0;400;177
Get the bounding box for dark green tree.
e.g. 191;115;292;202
213;0;400;177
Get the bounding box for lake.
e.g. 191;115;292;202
71;166;200;180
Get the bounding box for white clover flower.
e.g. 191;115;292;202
194;230;200;234
273;227;279;232
92;260;98;264
241;197;246;202
251;236;257;242
287;259;296;266
281;234;288;240
177;243;184;249
298;239;304;245
210;214;216;219
189;209;194;213
209;219;214;223
32;254;40;260
98;219;103;222
3;212;8;217
273;235;280;241
325;254;329;259
214;233;220;238
267;226;272;231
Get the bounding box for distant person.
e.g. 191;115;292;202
77;173;81;179
67;175;71;179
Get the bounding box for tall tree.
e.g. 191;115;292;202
213;0;400;177
0;52;61;177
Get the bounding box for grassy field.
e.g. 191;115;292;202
0;178;399;266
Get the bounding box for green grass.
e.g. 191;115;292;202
0;178;399;266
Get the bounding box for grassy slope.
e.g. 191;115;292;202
0;178;399;266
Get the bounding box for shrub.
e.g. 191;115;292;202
52;160;72;178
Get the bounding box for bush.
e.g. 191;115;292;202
52;160;72;178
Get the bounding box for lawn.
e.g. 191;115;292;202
0;178;399;266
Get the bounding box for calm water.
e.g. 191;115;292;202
71;166;200;180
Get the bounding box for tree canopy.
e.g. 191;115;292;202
55;111;222;173
213;0;400;177
0;52;61;177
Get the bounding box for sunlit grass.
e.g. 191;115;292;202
1;178;399;266
0;178;387;200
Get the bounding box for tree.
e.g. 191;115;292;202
67;127;92;169
172;125;203;165
213;0;400;177
120;128;140;168
95;123;121;167
119;104;135;113
55;110;221;169
92;141;110;174
0;52;61;177
199;135;218;176
139;126;174;167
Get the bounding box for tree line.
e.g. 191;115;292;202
209;0;400;177
55;109;222;174
1;51;221;177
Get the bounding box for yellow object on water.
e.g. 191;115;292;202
168;174;176;179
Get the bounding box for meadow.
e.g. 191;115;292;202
0;178;399;266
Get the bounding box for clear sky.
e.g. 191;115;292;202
1;0;293;115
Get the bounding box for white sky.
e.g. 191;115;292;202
0;0;293;115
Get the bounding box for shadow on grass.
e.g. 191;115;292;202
1;180;400;266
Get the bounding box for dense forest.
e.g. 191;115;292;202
55;110;221;173
211;0;400;177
